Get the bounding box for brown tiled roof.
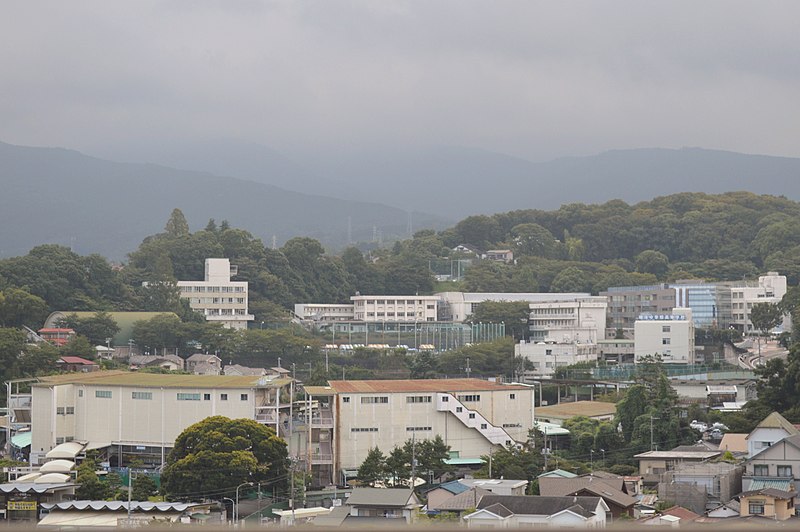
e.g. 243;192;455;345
434;487;491;511
538;477;636;508
660;505;701;522
328;378;527;393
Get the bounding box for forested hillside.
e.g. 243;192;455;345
1;192;799;325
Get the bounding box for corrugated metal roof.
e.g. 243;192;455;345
746;479;793;491
535;401;617;419
11;432;31;448
41;500;206;512
34;370;290;389
328;378;527;393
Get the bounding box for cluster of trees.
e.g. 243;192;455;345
614;358;698;453
75;457;157;501
356;436;452;487
161;416;288;499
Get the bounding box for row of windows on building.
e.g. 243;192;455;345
349;427;433;433
346;393;504;405
358;300;433;306
181;286;245;293
364;312;426;318
190;297;246;305
752;464;792;477
203;308;248;315
84;390;249;401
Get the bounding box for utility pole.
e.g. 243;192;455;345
411;430;417;488
289;460;296;525
650;416;660;451
590;449;594;472
465;356;471;379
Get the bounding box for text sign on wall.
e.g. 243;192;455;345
8;501;37;511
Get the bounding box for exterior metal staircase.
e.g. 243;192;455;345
435;393;515;446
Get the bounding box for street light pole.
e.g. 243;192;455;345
222;497;234;525
235;482;253;524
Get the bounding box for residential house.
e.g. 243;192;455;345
452;244;481;257
634;449;722;485
706;499;740;518
662;461;744;506
433;486;491;516
738;488;797;521
344;488;420;524
185;354;222;375
538;474;637;518
746;411;800;459
640;505;701;526
484;250;514;263
459;479;528;496
426;480;470;511
37;328;75;347
223;364;268;377
56;357;99;373
743;433;800;492
463;495;609;529
719;433;748;456
128;354;184;372
538;469;578;480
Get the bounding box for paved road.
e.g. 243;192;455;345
738;339;787;369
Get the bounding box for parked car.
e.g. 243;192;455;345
690;420;708;432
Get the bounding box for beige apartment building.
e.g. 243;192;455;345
29;371;293;467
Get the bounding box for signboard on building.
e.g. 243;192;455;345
8;501;37;511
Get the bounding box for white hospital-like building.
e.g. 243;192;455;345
177;258;254;329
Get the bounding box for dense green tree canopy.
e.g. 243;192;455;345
162;416;288;499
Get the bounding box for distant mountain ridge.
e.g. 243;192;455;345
0;141;448;260
108;140;800;218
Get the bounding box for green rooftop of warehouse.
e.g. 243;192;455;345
33;370;292;389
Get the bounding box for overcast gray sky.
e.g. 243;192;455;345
2;0;800;162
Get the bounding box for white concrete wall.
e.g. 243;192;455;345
351;296;439;322
32;383;262;454
515;342;598;378
634;308;694;364
336;388;534;469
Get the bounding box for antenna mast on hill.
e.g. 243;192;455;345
272;235;277;250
